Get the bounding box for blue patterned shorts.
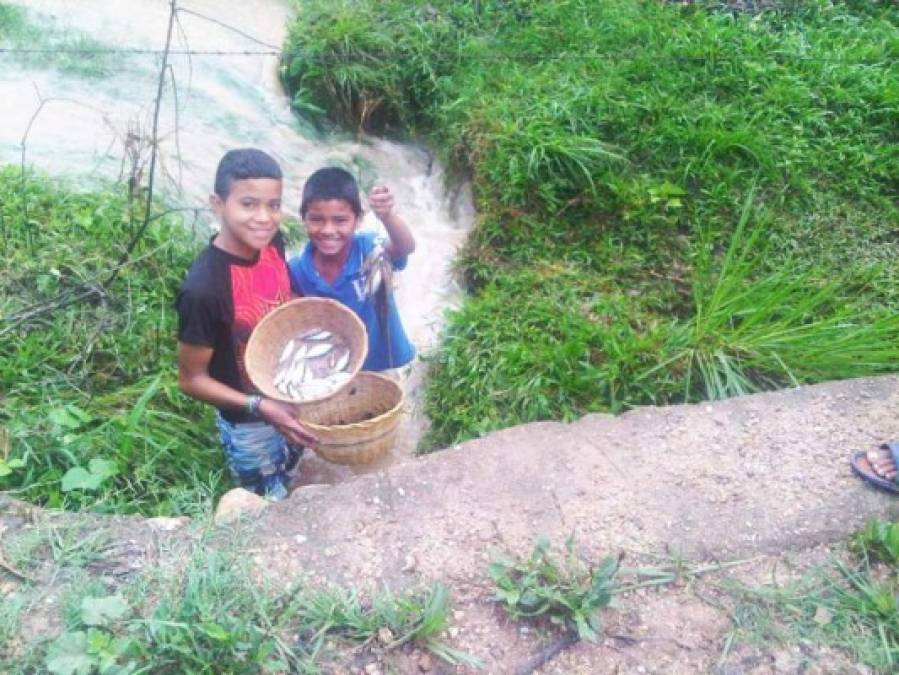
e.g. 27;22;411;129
214;413;303;501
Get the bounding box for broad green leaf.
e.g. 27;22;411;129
45;631;96;675
49;405;92;430
88;458;118;481
81;595;129;627
61;467;102;492
0;458;25;477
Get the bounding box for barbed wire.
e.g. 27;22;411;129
0;47;279;56
0;45;893;66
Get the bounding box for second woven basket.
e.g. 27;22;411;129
298;372;404;465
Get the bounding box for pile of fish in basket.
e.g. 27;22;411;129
273;329;352;402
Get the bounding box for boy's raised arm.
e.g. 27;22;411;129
368;184;415;259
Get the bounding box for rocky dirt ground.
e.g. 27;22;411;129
3;375;899;673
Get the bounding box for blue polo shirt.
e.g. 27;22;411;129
287;231;415;371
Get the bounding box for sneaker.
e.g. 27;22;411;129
261;473;289;502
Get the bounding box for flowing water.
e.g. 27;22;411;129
0;0;473;485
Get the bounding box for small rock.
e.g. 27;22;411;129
397;487;406;497
145;516;190;532
377;627;394;645
417;652;433;672
294;534;308;545
364;663;381;675
213;488;269;525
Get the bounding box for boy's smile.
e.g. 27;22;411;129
211;178;283;259
303;199;358;262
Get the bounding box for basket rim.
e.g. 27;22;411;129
299;372;404;435
245;297;368;404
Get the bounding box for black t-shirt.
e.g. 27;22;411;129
176;232;292;423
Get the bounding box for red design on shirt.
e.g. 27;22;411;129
231;245;291;388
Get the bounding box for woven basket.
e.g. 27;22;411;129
245;297;368;404
298;372;404;465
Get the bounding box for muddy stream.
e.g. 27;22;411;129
0;0;473;485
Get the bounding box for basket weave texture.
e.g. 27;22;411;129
298;372;404;465
245;297;368;404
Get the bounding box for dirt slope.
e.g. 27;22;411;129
261;374;899;585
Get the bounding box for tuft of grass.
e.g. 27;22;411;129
723;519;899;672
850;519;899;566
288;581;478;668
640;195;899;403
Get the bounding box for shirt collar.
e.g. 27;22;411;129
301;236;362;289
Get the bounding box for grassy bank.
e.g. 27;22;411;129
0;168;224;515
282;0;899;449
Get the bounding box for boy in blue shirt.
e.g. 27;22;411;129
287;167;416;371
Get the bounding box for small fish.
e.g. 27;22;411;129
305;342;333;359
291;344;308;364
290;360;305;386
279;339;296;364
300;328;332;341
334;350;350;372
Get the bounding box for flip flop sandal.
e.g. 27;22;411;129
850;442;899;495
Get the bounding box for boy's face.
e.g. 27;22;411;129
303;199;358;260
210;178;282;258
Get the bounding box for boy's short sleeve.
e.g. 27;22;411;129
176;288;222;347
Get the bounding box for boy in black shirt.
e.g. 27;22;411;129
176;148;316;500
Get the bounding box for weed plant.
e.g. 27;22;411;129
284;0;899;449
490;536;619;642
0;168;223;515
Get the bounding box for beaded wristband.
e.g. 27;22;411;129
246;394;263;415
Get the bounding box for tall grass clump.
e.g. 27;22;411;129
284;0;899;449
0;167;223;515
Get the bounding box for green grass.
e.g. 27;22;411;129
283;0;899;449
0;533;474;674
0;2;125;78
723;519;899;672
0;167;225;516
